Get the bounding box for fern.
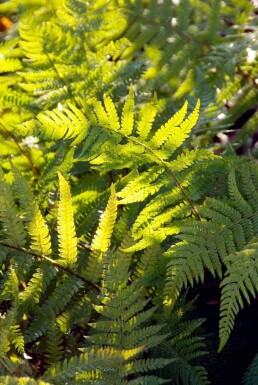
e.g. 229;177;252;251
219;240;258;352
57;172;77;266
0;378;52;385
85;184;117;282
0;168;26;246
165;161;258;352
43;249;173;385
244;352;258;385
0;0;257;383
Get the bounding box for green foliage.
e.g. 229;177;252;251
0;0;257;384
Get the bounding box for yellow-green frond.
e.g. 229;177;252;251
86;185;117;282
0;377;52;385
163;99;200;153
103;95;120;131
121;85;134;135
28;207;52;256
150;100;189;149
57;172;77;266
136;92;158;140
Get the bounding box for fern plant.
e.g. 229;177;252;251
0;163;209;384
0;0;258;384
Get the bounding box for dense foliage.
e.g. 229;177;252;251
0;0;258;384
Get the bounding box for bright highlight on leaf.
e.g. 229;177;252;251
57;172;77;266
29;208;52;256
121;85;134;135
86;184;117;282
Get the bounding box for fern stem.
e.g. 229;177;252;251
0;241;101;292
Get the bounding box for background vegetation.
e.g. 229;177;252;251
0;0;258;384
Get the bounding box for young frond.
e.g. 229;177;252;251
136;93;158;140
28;208;52;256
85;185;117;282
57;172;77;266
121;85;134;135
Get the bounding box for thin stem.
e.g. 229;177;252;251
132;138;202;221
0;241;101;292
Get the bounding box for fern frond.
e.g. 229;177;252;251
42;347;132;385
117;165;164;204
243;352;258;385
150;100;189;149
57;295;91;333
9;325;25;357
0;168;26;245
162;99;200;154
19;261;56;312
103;95;120;131
0;377;52;385
28;208;52;256
219;240;258;352
19;104;89;145
57;172;77;266
121;85;134;135
85;279;171;384
0;309;14;357
0;58;22;74
45;322;64;365
85;184;117;282
11;167;36;223
163;160;258;357
136;93;158;140
25;276;83;343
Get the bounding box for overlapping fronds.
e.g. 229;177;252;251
157;318;209;385
0;0;257;384
39;244;176;385
165;161;258;351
